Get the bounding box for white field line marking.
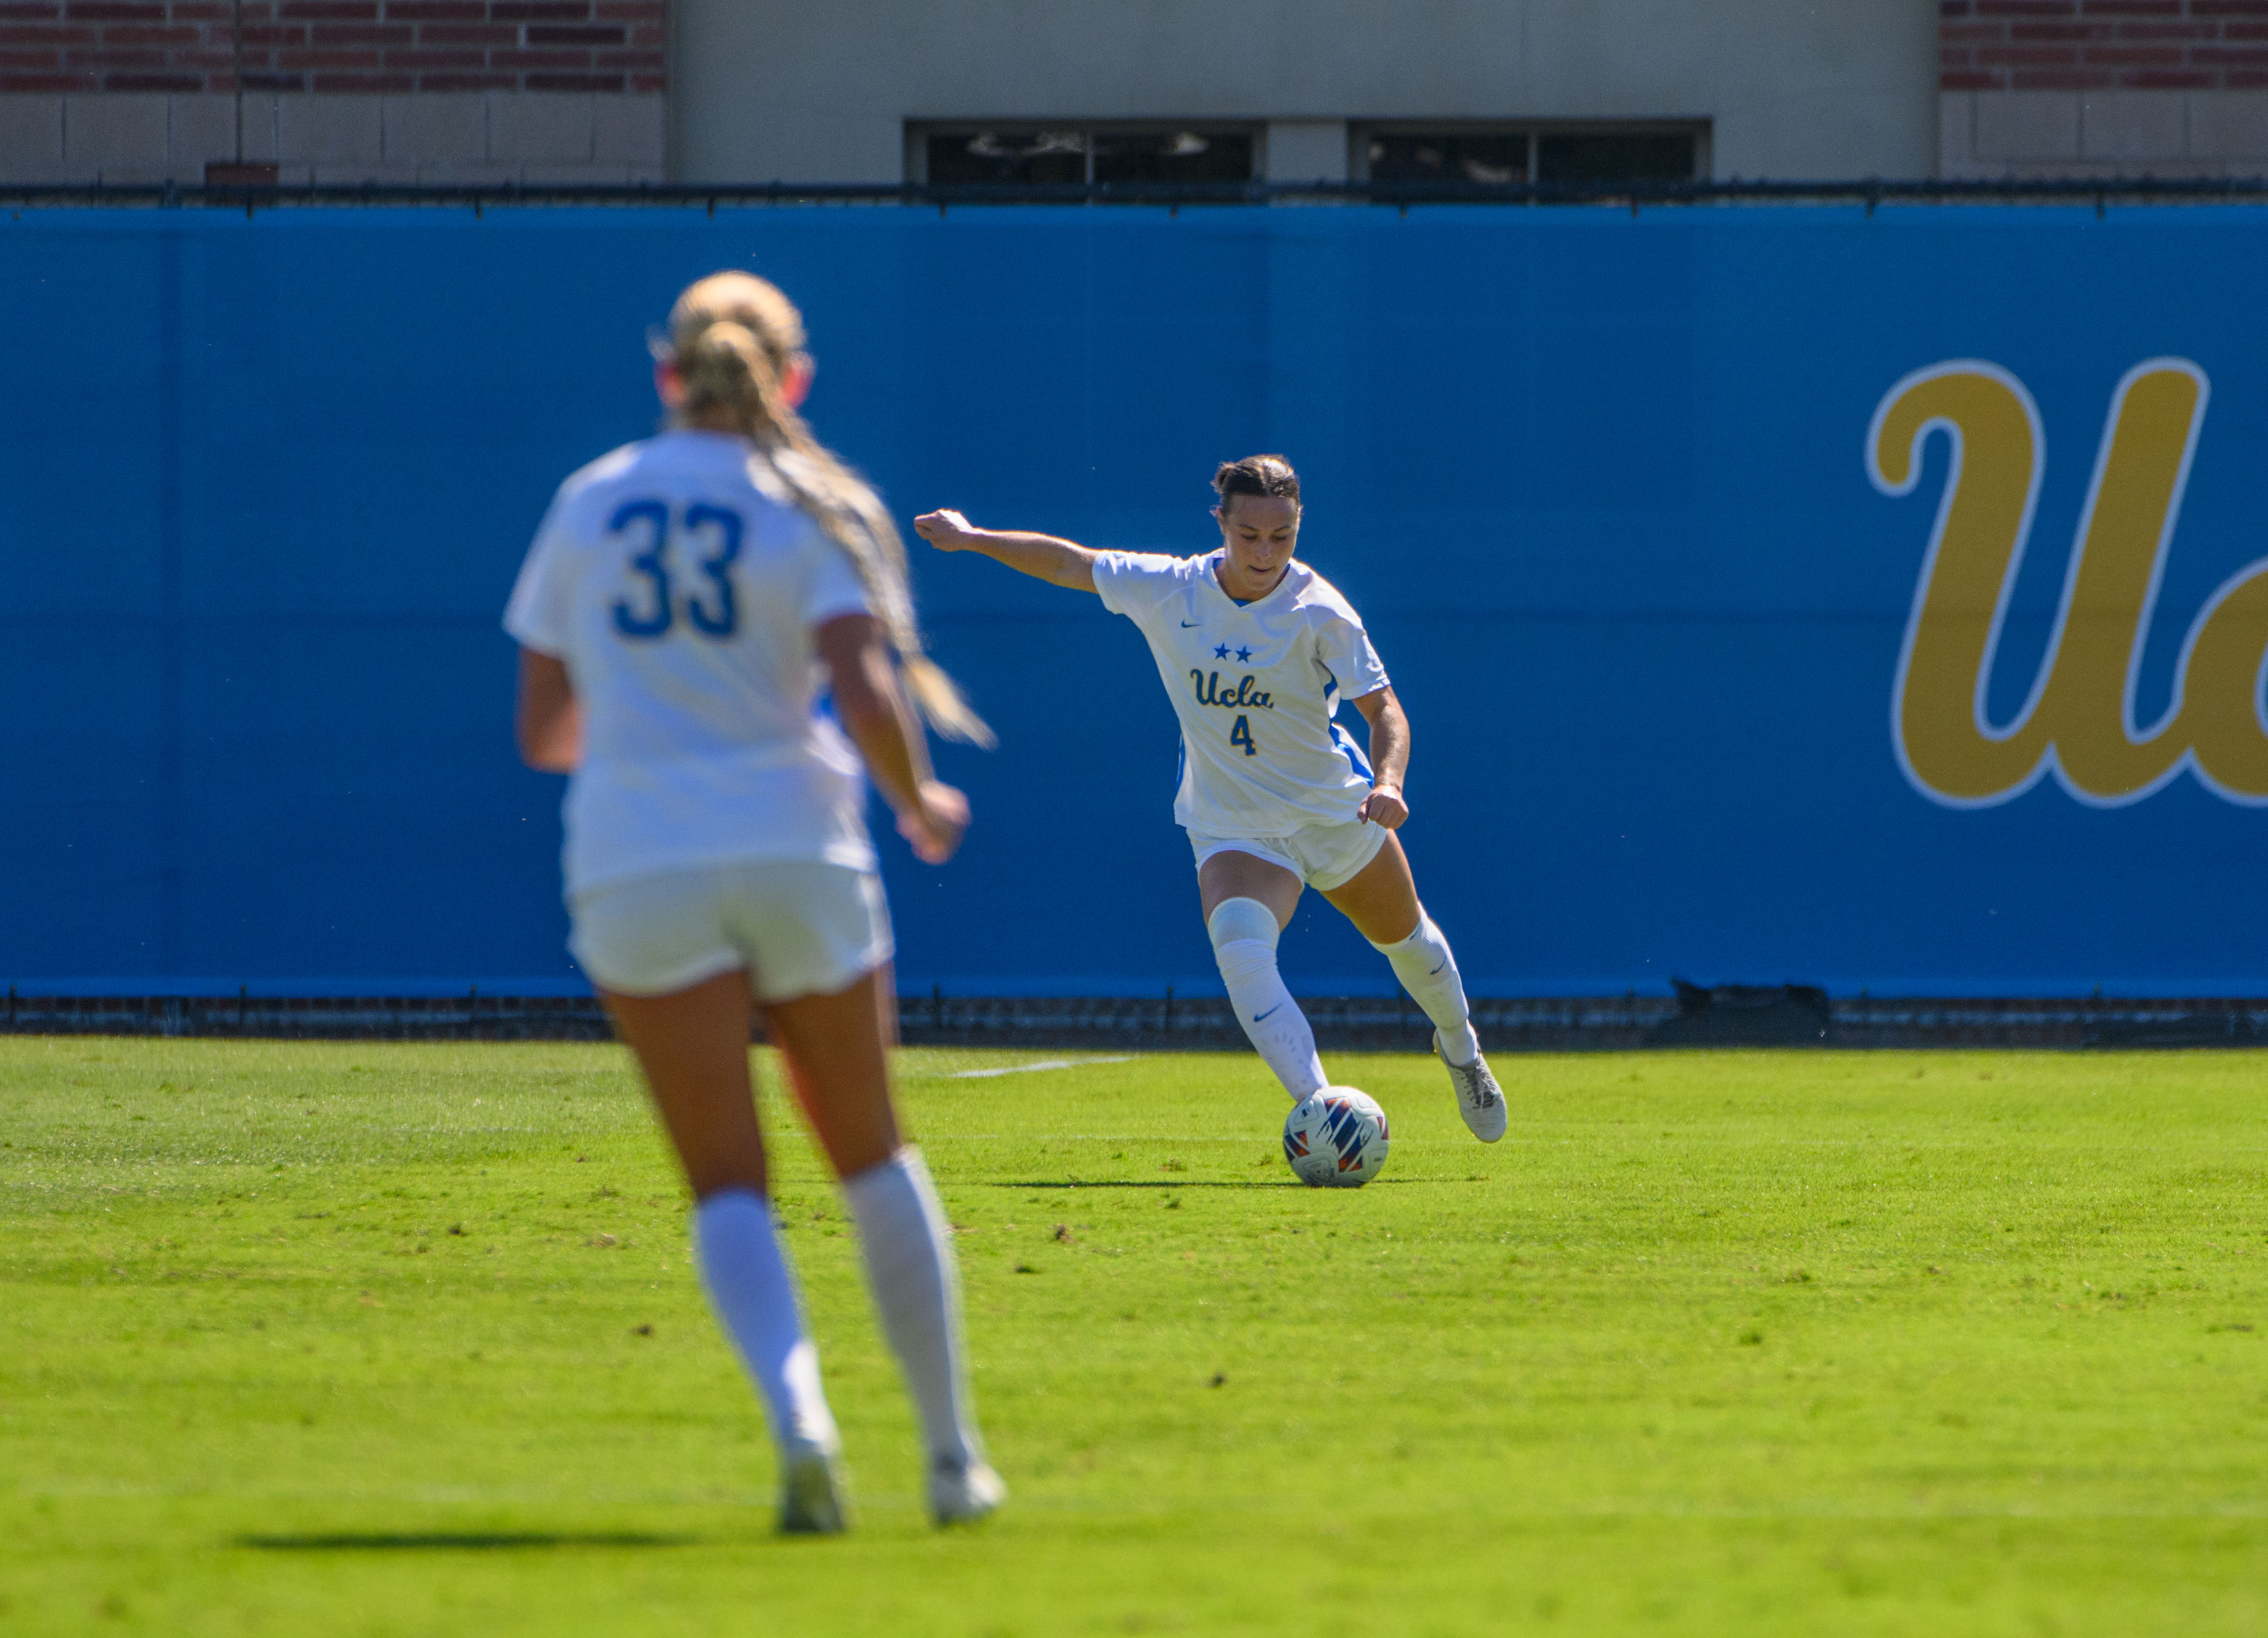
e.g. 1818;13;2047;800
942;1055;1136;1080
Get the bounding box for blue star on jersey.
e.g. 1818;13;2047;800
1214;644;1230;659
1236;646;1252;663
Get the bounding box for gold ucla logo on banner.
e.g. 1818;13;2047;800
1867;358;2268;808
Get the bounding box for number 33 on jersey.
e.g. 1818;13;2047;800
504;431;875;781
607;498;744;639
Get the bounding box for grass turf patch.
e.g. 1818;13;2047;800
1;1037;2265;1635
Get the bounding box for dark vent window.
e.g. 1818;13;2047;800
1368;133;1530;186
1092;131;1252;185
927;131;1087;186
1361;125;1704;190
1537;131;1696;184
926;129;1254;187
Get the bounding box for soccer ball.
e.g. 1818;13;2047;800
1282;1088;1390;1188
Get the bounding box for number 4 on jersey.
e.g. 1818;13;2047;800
1229;714;1256;757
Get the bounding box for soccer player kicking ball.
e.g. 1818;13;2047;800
914;455;1505;1140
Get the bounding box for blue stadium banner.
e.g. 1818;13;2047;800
2;204;2264;996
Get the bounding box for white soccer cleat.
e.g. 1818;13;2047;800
928;1454;1008;1526
1434;1030;1507;1143
777;1435;848;1535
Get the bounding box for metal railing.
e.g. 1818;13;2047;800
6;176;2268;213
5;988;2263;1048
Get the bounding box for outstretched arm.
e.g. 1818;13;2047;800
1350;686;1411;828
913;508;1098;593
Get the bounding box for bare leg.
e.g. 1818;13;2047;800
603;969;767;1199
1325;832;1501;1136
874;959;900;1049
1198;847;1304;928
603;970;843;1519
763;970;901;1180
1322;832;1467;1045
1317;829;1423;944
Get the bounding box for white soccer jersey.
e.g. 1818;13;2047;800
504;429;877;898
1093;549;1391;836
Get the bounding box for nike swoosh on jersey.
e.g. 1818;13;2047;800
1253;1002;1283;1023
1429;959;1446;976
1180;620;1200;627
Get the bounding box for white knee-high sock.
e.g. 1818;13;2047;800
692;1189;838;1449
1209;897;1328;1102
840;1148;983;1470
1372;912;1479;1065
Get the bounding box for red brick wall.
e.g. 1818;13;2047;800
0;1;665;95
1943;0;2268;92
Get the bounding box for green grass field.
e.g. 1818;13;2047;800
2;1036;2264;1636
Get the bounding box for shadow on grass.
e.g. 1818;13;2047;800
994;1177;1464;1189
237;1532;691;1553
993;1179;1288;1190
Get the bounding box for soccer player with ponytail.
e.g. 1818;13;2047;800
915;457;1506;1141
508;271;1003;1533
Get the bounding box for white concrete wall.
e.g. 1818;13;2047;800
671;0;1941;184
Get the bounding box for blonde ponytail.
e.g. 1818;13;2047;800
666;272;995;748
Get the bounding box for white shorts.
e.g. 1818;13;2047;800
568;860;893;1003
1186;817;1389;893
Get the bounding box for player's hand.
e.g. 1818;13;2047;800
899;780;970;864
1358;785;1408;829
913;509;979;553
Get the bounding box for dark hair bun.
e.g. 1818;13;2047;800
1212;454;1300;506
